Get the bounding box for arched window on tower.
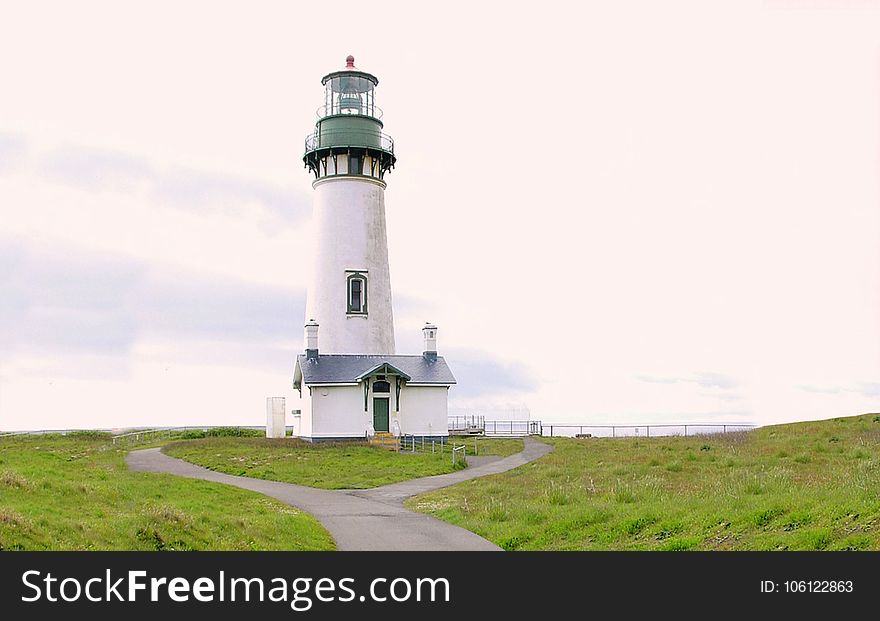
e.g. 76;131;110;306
346;271;368;315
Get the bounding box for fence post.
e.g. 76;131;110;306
684;425;688;437
612;427;615;438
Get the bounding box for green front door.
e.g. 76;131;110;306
373;398;389;432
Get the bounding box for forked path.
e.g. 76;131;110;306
127;438;552;551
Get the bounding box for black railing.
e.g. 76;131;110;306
304;129;394;153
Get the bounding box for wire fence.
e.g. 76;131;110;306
4;422;758;444
0;426;276;447
448;417;754;438
541;423;755;438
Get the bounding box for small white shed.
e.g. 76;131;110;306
291;324;455;442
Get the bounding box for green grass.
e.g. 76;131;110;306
0;433;334;550
163;436;523;490
406;413;880;551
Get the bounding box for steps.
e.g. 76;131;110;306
368;432;400;451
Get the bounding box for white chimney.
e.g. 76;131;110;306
423;322;437;361
305;319;319;361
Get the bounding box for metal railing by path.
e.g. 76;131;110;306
400;434;449;454
448;416;543;437
542;423;755;438
483;420;543;437
448;415;485;434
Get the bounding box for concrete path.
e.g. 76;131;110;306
126;437;552;551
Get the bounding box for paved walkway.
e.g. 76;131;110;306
126;437;552;551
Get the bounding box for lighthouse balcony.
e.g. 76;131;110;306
304;128;394;154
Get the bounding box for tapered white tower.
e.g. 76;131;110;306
303;56;397;354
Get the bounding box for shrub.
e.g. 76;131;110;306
500;535;529;551
802;529;831;551
1;471;30;489
614;486;637;504
65;431;112;440
663;537;700;551
487;505;509;522
783;511;812;532
205;427;263;438
833;535;871;551
743;478;766;495
751;507;784;527
546;488;571;506
623;516;655;536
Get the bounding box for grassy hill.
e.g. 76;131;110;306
406;414;880;550
0;432;334;551
163;436;523;489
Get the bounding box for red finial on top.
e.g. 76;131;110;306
345;55;355;68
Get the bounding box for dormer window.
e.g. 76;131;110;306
346;271;368;315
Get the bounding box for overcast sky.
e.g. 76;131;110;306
1;0;879;431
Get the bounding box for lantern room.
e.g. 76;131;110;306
304;56;396;181
319;55;380;119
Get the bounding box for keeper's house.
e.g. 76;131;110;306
292;322;455;441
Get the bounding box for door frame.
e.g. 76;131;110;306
372;396;390;432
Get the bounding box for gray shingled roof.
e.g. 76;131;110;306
294;354;456;388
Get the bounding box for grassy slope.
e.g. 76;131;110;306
406;414;880;551
163;437;523;490
0;433;334;551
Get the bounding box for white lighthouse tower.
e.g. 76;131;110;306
292;56;457;442
303;55;397;354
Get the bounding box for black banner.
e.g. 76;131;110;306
0;552;872;619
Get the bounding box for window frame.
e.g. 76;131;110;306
346;270;368;315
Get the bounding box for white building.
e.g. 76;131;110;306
292;323;455;440
291;57;455;441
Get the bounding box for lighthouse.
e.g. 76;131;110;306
292;57;456;442
303;55;397;355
